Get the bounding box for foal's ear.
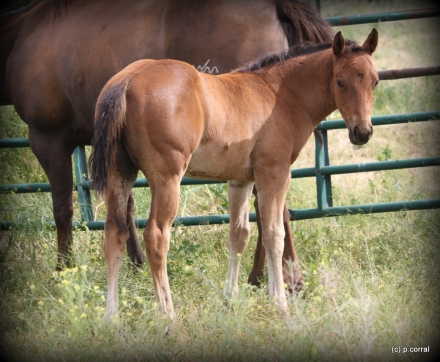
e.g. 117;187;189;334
362;28;378;54
332;31;345;57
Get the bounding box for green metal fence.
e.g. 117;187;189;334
1;7;440;231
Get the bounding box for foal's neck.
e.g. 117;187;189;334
263;49;336;130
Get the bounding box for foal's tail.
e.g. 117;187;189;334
89;80;130;196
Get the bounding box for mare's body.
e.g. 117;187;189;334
1;0;332;285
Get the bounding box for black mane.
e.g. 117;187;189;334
0;0;73;17
234;39;360;73
50;0;72;16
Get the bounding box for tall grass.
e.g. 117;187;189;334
1;1;440;361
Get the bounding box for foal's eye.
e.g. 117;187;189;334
374;79;379;88
336;79;344;89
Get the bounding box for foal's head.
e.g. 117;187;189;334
332;29;379;145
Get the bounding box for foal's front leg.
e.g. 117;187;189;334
248;190;304;294
224;181;254;299
255;171;291;314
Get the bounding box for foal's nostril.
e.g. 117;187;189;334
353;125;359;141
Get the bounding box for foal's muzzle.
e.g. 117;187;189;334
349;124;373;145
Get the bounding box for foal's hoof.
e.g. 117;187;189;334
277;307;290;317
158;306;176;320
274;300;290;317
102;312;120;325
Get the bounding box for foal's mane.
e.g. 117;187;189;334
234;39;360;73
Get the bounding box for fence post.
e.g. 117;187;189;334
73;146;93;224
314;128;333;211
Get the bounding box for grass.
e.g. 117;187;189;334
1;1;440;361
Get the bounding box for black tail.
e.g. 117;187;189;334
89;81;130;196
274;0;333;46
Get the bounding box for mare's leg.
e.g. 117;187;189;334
224;180;253;299
248;187;303;294
254;169;291;314
103;146;138;320
28;129;74;270
126;191;145;266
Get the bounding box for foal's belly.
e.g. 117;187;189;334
185;142;254;181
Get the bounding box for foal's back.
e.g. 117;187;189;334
119;59;277;182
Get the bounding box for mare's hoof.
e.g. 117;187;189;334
247;273;264;288
55;261;74;272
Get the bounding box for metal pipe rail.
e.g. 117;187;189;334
2;198;439;232
87;199;440;230
1;111;438;194
379;66;440;80
326;8;440;26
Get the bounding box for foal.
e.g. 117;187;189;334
90;29;379;319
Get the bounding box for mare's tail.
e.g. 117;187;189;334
89;80;130;196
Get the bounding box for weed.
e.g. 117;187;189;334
377;145;393;161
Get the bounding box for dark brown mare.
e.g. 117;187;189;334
90;29;379;318
0;0;332;291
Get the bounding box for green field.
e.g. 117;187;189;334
1;1;439;361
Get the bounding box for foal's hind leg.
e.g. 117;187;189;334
103;147;138;320
142;165;184;319
224;181;253;299
103;174;138;320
